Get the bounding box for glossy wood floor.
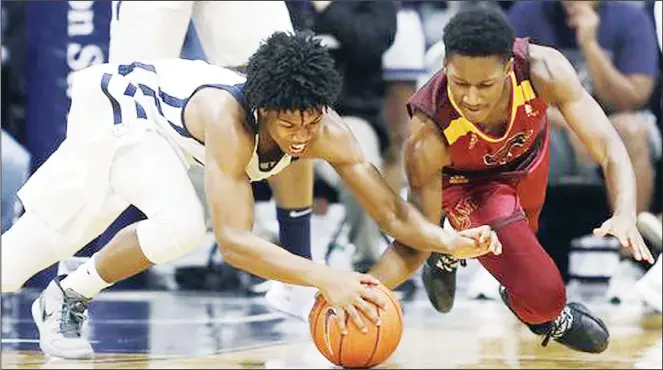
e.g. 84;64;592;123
1;287;661;369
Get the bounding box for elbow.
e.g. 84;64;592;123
375;212;399;235
216;231;245;267
374;202;410;237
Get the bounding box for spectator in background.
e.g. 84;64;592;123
508;0;659;214
508;1;660;304
286;1;397;275
1;4;31;233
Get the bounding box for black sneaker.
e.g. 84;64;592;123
422;253;464;313
499;286;609;353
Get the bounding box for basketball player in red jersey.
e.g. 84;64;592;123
368;7;654;353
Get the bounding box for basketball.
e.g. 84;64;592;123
308;283;403;368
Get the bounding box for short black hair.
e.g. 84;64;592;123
443;6;515;62
243;31;341;113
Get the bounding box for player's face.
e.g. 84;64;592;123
445;54;512;123
263;108;324;156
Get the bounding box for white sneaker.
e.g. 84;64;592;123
31;277;93;359
605;259;646;305
467;264;500;300
264;281;317;322
636;256;662;313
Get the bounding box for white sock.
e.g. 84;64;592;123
60;254;112;299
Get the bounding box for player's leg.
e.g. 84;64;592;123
109;1;194;63
337;116;385;270
265;158;317;320
192;0;293;67
29;70;205;359
1;64;128;294
32;130;206;359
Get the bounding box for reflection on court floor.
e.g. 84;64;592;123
2;289;661;369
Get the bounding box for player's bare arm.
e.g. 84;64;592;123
313;110;498;259
368;112;501;289
529;44;654;263
311;109;449;253
187;88;387;333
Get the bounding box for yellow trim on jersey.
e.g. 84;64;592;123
445;72;536;145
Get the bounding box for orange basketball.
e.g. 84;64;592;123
308;283;403;368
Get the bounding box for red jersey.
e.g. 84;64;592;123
407;38;549;183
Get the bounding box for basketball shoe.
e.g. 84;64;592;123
422;253;464;312
31;276;93;359
499;286;609;353
264;280;317;322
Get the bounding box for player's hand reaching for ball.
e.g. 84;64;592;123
447;225;502;259
315;271;388;335
594;214;654;264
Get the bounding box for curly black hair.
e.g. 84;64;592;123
443;6;515;62
243;31;341;113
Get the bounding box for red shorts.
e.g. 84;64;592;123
442;130;550;232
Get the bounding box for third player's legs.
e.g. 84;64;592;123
192;1;293;67
109;1;194;63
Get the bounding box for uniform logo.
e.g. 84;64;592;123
259;161;278;172
449;175;468;185
468;133;478;150
447;197;478;230
289;209;312;218
323;307;337;356
483;130;533;166
524;104;538;118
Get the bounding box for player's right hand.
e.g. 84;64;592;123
448;225;502;259
316;271;388;335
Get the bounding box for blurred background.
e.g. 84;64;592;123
1;0;661;308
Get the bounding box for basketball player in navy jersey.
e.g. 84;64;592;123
1;32;500;359
367;8;654;354
108;0;310;317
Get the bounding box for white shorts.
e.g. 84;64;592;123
17;65;202;246
109;1;294;66
382;8;427;83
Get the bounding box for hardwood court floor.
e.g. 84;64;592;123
1;289;661;369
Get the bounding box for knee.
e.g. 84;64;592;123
138;209;206;264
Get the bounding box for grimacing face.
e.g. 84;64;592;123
260;108;324;156
445;54;512;124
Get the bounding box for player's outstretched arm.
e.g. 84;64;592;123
319;110;497;259
189;89;387;333
367;112;501;289
530;44;654;263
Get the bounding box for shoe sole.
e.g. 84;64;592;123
31;298;93;359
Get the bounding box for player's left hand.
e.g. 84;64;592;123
593;214;655;264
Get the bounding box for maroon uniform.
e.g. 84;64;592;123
407;38;565;325
408;37;550;231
